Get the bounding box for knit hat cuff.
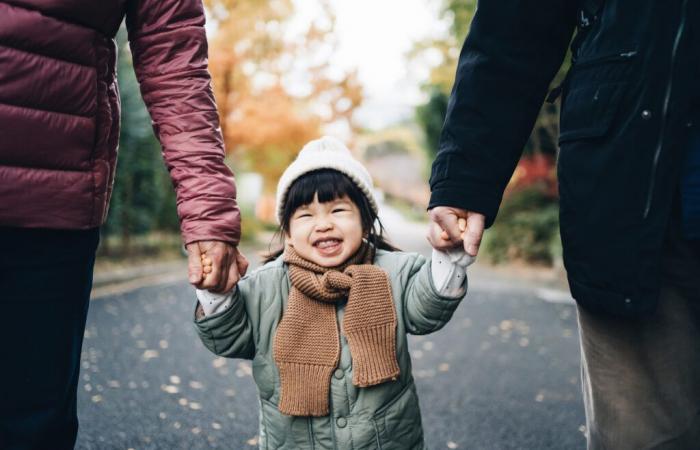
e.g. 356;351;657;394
275;136;378;223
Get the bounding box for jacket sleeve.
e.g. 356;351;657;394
194;284;255;359
125;0;240;245
193;264;284;359
400;254;465;335
429;0;578;227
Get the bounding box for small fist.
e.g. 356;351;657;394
201;253;213;280
440;217;467;241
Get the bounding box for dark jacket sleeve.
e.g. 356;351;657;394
125;0;240;245
429;0;578;227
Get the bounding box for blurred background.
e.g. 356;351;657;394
98;0;568;271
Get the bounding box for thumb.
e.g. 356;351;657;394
463;213;485;257
186;243;203;284
236;250;250;277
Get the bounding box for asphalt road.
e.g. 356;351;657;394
76;207;586;450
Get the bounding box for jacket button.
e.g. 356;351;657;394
641;110;652;120
336;417;347;428
624;298;632;305
334;369;344;379
687;120;694;128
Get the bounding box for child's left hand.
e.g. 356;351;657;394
431;217;468;248
439;217;467;241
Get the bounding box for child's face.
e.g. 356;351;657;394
286;194;364;267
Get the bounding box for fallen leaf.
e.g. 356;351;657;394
161;385;179;394
142;350;159;361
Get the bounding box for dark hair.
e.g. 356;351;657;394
262;169;399;263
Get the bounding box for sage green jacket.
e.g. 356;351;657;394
194;249;465;450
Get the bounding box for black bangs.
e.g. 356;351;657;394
281;169;373;232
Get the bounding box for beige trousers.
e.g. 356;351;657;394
577;223;700;450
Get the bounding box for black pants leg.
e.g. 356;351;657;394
0;227;99;450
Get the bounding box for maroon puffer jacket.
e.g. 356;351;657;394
0;0;240;245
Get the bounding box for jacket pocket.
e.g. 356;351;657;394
259;398;315;450
252;355;275;400
559;82;628;143
372;383;424;449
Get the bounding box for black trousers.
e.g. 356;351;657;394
0;227;99;450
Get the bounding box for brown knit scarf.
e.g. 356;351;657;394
273;244;400;416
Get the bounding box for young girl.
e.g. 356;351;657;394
194;136;473;449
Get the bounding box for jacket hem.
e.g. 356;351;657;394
569;276;659;318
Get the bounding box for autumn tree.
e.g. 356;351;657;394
102;27;179;254
204;0;363;194
413;0;568;158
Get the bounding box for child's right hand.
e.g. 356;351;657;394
195;252;239;317
201;252;213;280
187;242;249;293
200;251;245;289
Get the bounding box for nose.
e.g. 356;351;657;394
314;216;334;232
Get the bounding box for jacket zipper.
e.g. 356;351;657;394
644;0;688;218
307;418;316;449
546;50;638;103
574;50;638;68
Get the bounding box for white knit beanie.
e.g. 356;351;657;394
275;136;378;223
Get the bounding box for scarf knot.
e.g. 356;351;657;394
324;270;353;291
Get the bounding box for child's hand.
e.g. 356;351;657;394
201;252;213;280
440;217;467;241
428;207;485;257
187;241;249;292
199;251;242;292
432;218;470;251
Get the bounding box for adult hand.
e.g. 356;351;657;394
186;241;249;293
427;207;485;257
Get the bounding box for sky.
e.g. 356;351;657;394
292;0;448;129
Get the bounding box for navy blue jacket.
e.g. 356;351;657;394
430;0;699;316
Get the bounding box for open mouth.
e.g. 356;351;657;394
313;238;343;255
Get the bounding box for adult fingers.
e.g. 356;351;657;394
222;250;243;293
186;242;204;286
215;250;231;293
430;207;463;242
428;207;464;246
426;221;455;251
236;249;250;278
462;213;485;257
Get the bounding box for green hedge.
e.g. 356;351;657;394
482;186;561;266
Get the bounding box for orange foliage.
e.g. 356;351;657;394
205;0;363;192
506;154;558;198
